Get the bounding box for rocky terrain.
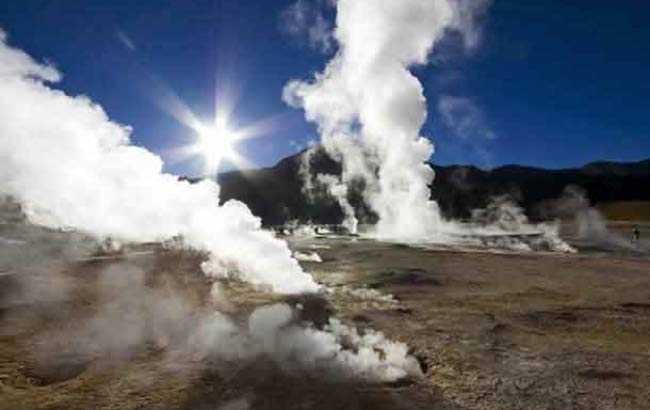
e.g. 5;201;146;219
1;198;648;409
290;230;650;410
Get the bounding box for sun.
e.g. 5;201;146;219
193;117;241;173
159;84;280;174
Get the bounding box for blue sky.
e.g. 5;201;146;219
1;0;649;175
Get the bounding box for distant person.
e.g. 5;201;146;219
632;225;640;242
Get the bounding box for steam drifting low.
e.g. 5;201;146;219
0;29;316;294
0;28;425;384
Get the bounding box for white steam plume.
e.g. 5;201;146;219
543;186;646;252
20;260;420;383
189;303;422;382
298;144;358;234
0;30;317;294
316;174;358;234
284;0;487;241
469;195;576;253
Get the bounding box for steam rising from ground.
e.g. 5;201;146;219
299;145;358;234
542;186;647;252
316;174;359;234
284;0;577;253
294;250;323;262
284;0;488;241
0;29;423;385
12;254;420;384
83;271;419;382
2;195;421;384
0;30;316;294
468;195;575;253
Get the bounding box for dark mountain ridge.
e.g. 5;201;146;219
190;151;650;226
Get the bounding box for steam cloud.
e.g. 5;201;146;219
469;195;576;253
11;255;420;385
542;186;646;252
281;0;336;53
284;0;490;241
299;144;358;234
0;30;423;384
0;30;317;294
1;196;422;384
317;174;359;234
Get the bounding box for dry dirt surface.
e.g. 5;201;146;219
295;236;650;410
1;221;649;410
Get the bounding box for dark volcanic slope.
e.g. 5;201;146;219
432;159;650;219
202;150;650;225
214;150;343;226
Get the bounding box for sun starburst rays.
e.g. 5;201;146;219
170;109;279;175
143;72;286;175
192;117;241;173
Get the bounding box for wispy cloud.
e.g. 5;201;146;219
116;29;136;51
289;139;304;152
279;0;335;53
438;95;496;141
438;95;496;167
449;0;492;51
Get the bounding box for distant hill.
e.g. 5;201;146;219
581;159;650;176
186;150;650;225
432;159;650;220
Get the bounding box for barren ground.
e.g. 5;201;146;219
1;221;648;410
